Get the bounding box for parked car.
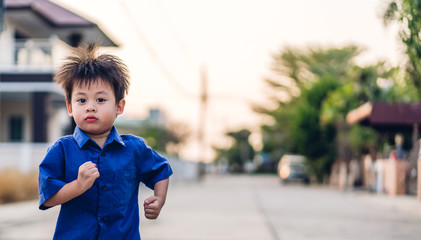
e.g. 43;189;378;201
277;154;309;184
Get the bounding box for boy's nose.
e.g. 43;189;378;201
86;105;96;112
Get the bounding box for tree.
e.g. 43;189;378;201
321;62;406;161
255;45;361;181
137;121;190;156
287;76;339;181
383;0;421;95
256;45;402;182
213;129;255;173
262;45;361;103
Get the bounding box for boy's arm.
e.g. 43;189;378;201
43;161;99;207
143;178;169;220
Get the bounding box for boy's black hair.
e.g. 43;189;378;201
55;44;130;103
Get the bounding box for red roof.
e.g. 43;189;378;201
4;0;34;8
370;103;421;125
5;0;117;46
6;0;94;26
347;102;421;126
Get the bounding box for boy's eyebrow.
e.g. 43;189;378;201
95;91;110;95
73;90;110;96
73;91;87;96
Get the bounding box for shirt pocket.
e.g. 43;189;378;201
113;170;137;209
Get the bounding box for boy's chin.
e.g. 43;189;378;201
80;126;112;137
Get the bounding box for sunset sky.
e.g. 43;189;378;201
54;0;402;162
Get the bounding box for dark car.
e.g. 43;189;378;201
277;154;309;184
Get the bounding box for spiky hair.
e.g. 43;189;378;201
54;44;130;103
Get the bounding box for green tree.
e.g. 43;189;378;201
321;62;404;161
213;129;255;173
256;45;361;181
137;121;190;156
263;45;361;102
257;45;402;182
288;77;339;181
383;0;421;95
347;125;379;156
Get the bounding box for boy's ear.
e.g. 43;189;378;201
66;101;73;117
116;99;126;115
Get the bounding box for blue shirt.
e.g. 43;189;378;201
38;126;173;240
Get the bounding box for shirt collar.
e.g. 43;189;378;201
73;126;125;149
105;126;126;147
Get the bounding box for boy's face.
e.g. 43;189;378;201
66;79;125;138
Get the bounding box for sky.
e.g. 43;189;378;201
54;0;402;162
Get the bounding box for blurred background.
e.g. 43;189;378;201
2;0;421;239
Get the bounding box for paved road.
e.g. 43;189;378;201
0;175;421;240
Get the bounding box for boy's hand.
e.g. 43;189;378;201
144;196;164;220
77;161;100;192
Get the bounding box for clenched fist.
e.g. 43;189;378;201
77;161;100;192
144;196;164;220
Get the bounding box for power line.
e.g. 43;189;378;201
120;0;253;105
155;0;197;72
197;65;208;162
119;0;197;99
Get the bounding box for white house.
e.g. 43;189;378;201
0;0;117;172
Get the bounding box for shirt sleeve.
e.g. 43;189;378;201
137;139;173;190
38;141;67;210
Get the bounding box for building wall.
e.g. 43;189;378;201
0;18;14;67
0;143;48;172
48;107;71;142
0;96;32;142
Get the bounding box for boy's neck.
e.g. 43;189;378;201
85;130;111;149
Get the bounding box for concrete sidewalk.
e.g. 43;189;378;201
0;199;58;239
140;175;276;240
140;175;421;240
1;175;421;240
0;175;274;240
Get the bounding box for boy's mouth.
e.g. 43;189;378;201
85;116;98;122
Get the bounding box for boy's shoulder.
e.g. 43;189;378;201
48;135;77;149
120;134;146;146
56;134;77;144
44;135;78;156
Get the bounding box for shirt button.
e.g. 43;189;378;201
100;152;105;157
101;185;107;190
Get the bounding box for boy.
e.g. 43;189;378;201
38;44;172;240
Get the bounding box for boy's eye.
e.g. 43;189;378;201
97;98;106;103
77;99;86;103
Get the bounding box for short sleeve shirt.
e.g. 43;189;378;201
38;126;173;240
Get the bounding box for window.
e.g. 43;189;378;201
9;116;24;142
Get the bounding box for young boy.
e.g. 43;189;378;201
38;44;172;239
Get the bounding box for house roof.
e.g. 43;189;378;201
346;102;421;126
5;0;118;46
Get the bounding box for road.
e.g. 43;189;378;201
0;175;421;240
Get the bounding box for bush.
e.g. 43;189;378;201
0;170;38;204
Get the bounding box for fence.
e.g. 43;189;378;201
0;143;201;182
0;143;48;173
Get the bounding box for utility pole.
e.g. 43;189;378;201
0;0;4;33
198;65;208;164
